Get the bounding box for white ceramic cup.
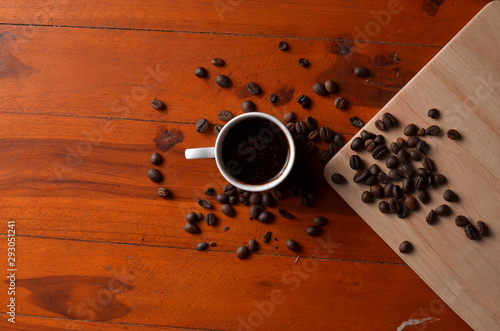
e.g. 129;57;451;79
185;112;296;192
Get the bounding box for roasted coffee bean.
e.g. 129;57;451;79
269;94;278;103
409;150;422;161
390;142;402;154
443;189;458;202
218;110;234;122
295;121;308;134
198;199;212;209
239;196;250;206
212;58;225;67
388;169;402;182
147;168;163;183
301;196;311;207
455;215;469;227
389;198;401;213
399;241;412;253
397;149;409;163
334;97;347;109
305;116;318;131
427;174;436;188
249;192;262;204
417;128;426;137
241;100;256;113
242;191;251;199
477;221;488;236
318;127;333;142
382;112;397;127
435;204;450;216
302;140;314;154
184;222;200;234
236;246;250;259
223;226;230;231
248;239;259;252
319;150;333;164
465;223;479;240
368;164;381;176
374;135;385;146
258;211;274;223
375;120;386;131
286;122;295;134
349;155;364;170
296;95;311;108
422;157;434;172
416;140;429;154
279;209;294;219
415;176;426;190
151;99;165;110
372;145;388;159
402;177;414;193
379;201;390;213
404;123;419;136
298;58;310;68
286;239;301;252
215;74;231;87
271;189;283;200
384;183;394;198
263;231;272;243
194;67;207;78
262;193;275;207
331;173;346;184
221;204;235;217
415;168;427;177
353;169;370;183
417;189;430;204
324;80;337;93
306;225;322;237
386;155;399;169
195;118;209;133
400;163;415;177
278;41;288;50
150;153;163;165
205;213;217;226
365;139;376;151
364;175;378;186
425;209;437;225
434;174;447;185
350;116;364;128
229;195;239;205
157;187;170;198
397;205;410;218
313;216;327;226
407;135;420;148
361;191;373;203
427;108;440;119
361;130;376;141
392;185;403;199
283;111;296;123
214;125;223;135
195;241;209;250
312;82;328;96
223;184;236;196
249;205;263;219
370;184;384;198
205;187;216;196
247;82;261;95
378;172;391;184
350;137;364;151
426;125;441;136
447;129;461;140
403;196;418;211
307;130;319;141
185;211;199;224
354;66;369;77
216;193;229;204
210;242;217;247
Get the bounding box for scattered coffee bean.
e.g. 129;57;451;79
415;168;427;177
306;225;322;237
210;242;217;247
296;95;311;108
386;155;399;169
443;189;457;202
354;66;370;77
350;116;364;128
375;120;386;131
151;99;165;110
422;157;434;172
236;246;250;259
388;169;402;182
194;67;208;78
278;209;294;219
361;191;373;203
332;135;344;148
301;196;311;207
374;135;385;146
426;125;441;136
409;150;422;161
196;242;209;251
185;212;199;224
184;223;200;234
384;183;394;198
249;192;262;204
221;204;235;216
417;128;426;137
247;82;261;95
368;164;381;176
313;216;327;226
157;187;170;198
197;213;204;221
404;124;418;136
353;169;370;183
295;121;308;134
392;185;403;199
427;108;440;119
269;94;278;103
404;196;418;211
249;205;263;219
305;117;318;131
263;231;272;243
388;198;400;213
248;239;259;252
364;175;378;186
361;130;376;140
350;137;364;151
198;199;212;209
308;130;319;141
262;193;275;207
425;210;437;225
447;129;461;140
350;155;364;170
229;195;239;205
365;139;376;151
298;58;310;68
477;221;488;236
286;239;301;252
402;177;414;193
241;100;256;113
218;110;234;122
372;145;389;159
399;241;413;253
464;223;479;240
312;82;328;96
150;152;163;165
212;58;225;67
223;226;230;231
223;184;236;196
397;205;410;218
390;142;401;154
400;162;415;177
416;140;429;154
397;149;408;163
379;201;390;213
205;187;216;196
278;41;288;50
434;174;446;185
324;80;337;93
370;184;384;198
435;204;450;216
239;196;249;206
195;119;209;133
147;168;163;183
215;74;231;87
417;190;430;204
216;193;229;204
330;173;345;185
283;111;297;123
334;97;347;109
318;150;333;164
455;215;469;227
205;213;217;226
382;113;397;127
319;126;333;142
214;125;223;135
407;136;420;148
272;189;283;200
258;211;274;223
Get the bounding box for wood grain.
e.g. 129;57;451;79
0;0;491;46
324;3;500;330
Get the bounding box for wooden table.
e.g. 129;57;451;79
0;1;493;330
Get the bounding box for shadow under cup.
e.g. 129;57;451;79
215;114;295;191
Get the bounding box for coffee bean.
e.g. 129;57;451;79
205;187;216;196
302;141;315;155
278;41;288;50
386;155;399;169
422;157;434;172
331;135;344;148
196;242;209;251
361;130;376;141
388;169;402;182
151;99;165;110
263;231;272;243
390;142;401;154
404;124;418;136
426;125;441;136
236;246;251;259
378;172;391;184
361;191;373;203
295;121;308;134
194;67;208;78
312;82;328;96
379;201;390;213
249;192;262;204
372;145;389;159
279;209;294;219
349;155;364;170
198;199;212;209
248;239;259;252
262;193;275;207
223;226;230;231
417;190;430;204
400;163;415;177
415;168;427;177
305;116;318;131
404;196;418;211
415;176;426;190
286;239;301;252
185;212;199;224
195;118;209;133
350;116;364;128
319;150;333;164
435;204;450;216
350;137;364;151
197;213;204;220
147;168;163;183
447;129;461;140
229;195;239;205
397;149;408;163
397;205;410;218
239;196;249;206
241;100;256;113
214;125;223;135
477;221;488;236
354;66;370;77
184;222;200;234
375;120;386;131
399;241;413;253
455;215;469;227
301;196;311;207
353;169;370;183
331;173;345;184
157;187;170;198
370;184;384;198
247;82;261;95
324;80;337;93
210;242;217;247
334;97;347;109
409;149;422;161
272;189;283;200
417;128;426;137
443;189;457;202
150;152;163;165
269;94;278;103
424;209;437;225
218;110;234;122
298;58;310;68
205;213;217;226
388;198;400;213
407;136;420;148
364;175;378;186
374;135;385;146
313;216;327;226
402;177;414;193
392;185;403;199
306;225;322;237
249;205;263;219
308;130;319;141
416;140;429;154
216;193;229;204
283;111;297;123
382;113;397;127
427;108;440;119
258;211;274;223
365;139;376;151
223;183;237;196
384;183;394;198
215;74;231;87
427;174;436;188
296;95;311;108
221;204;235;217
434;174;447;185
465;223;479;240
212;58;225;67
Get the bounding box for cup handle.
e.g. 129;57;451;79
185;147;216;159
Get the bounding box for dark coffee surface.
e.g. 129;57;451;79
222;118;288;185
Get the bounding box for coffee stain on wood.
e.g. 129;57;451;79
154;127;184;152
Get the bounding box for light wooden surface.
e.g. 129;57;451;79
325;3;500;330
0;0;494;330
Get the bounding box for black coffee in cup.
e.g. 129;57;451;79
221;118;289;185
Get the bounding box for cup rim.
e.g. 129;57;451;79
214;112;296;192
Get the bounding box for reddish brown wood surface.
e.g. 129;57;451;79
0;1;489;330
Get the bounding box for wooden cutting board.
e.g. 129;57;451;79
324;2;499;330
